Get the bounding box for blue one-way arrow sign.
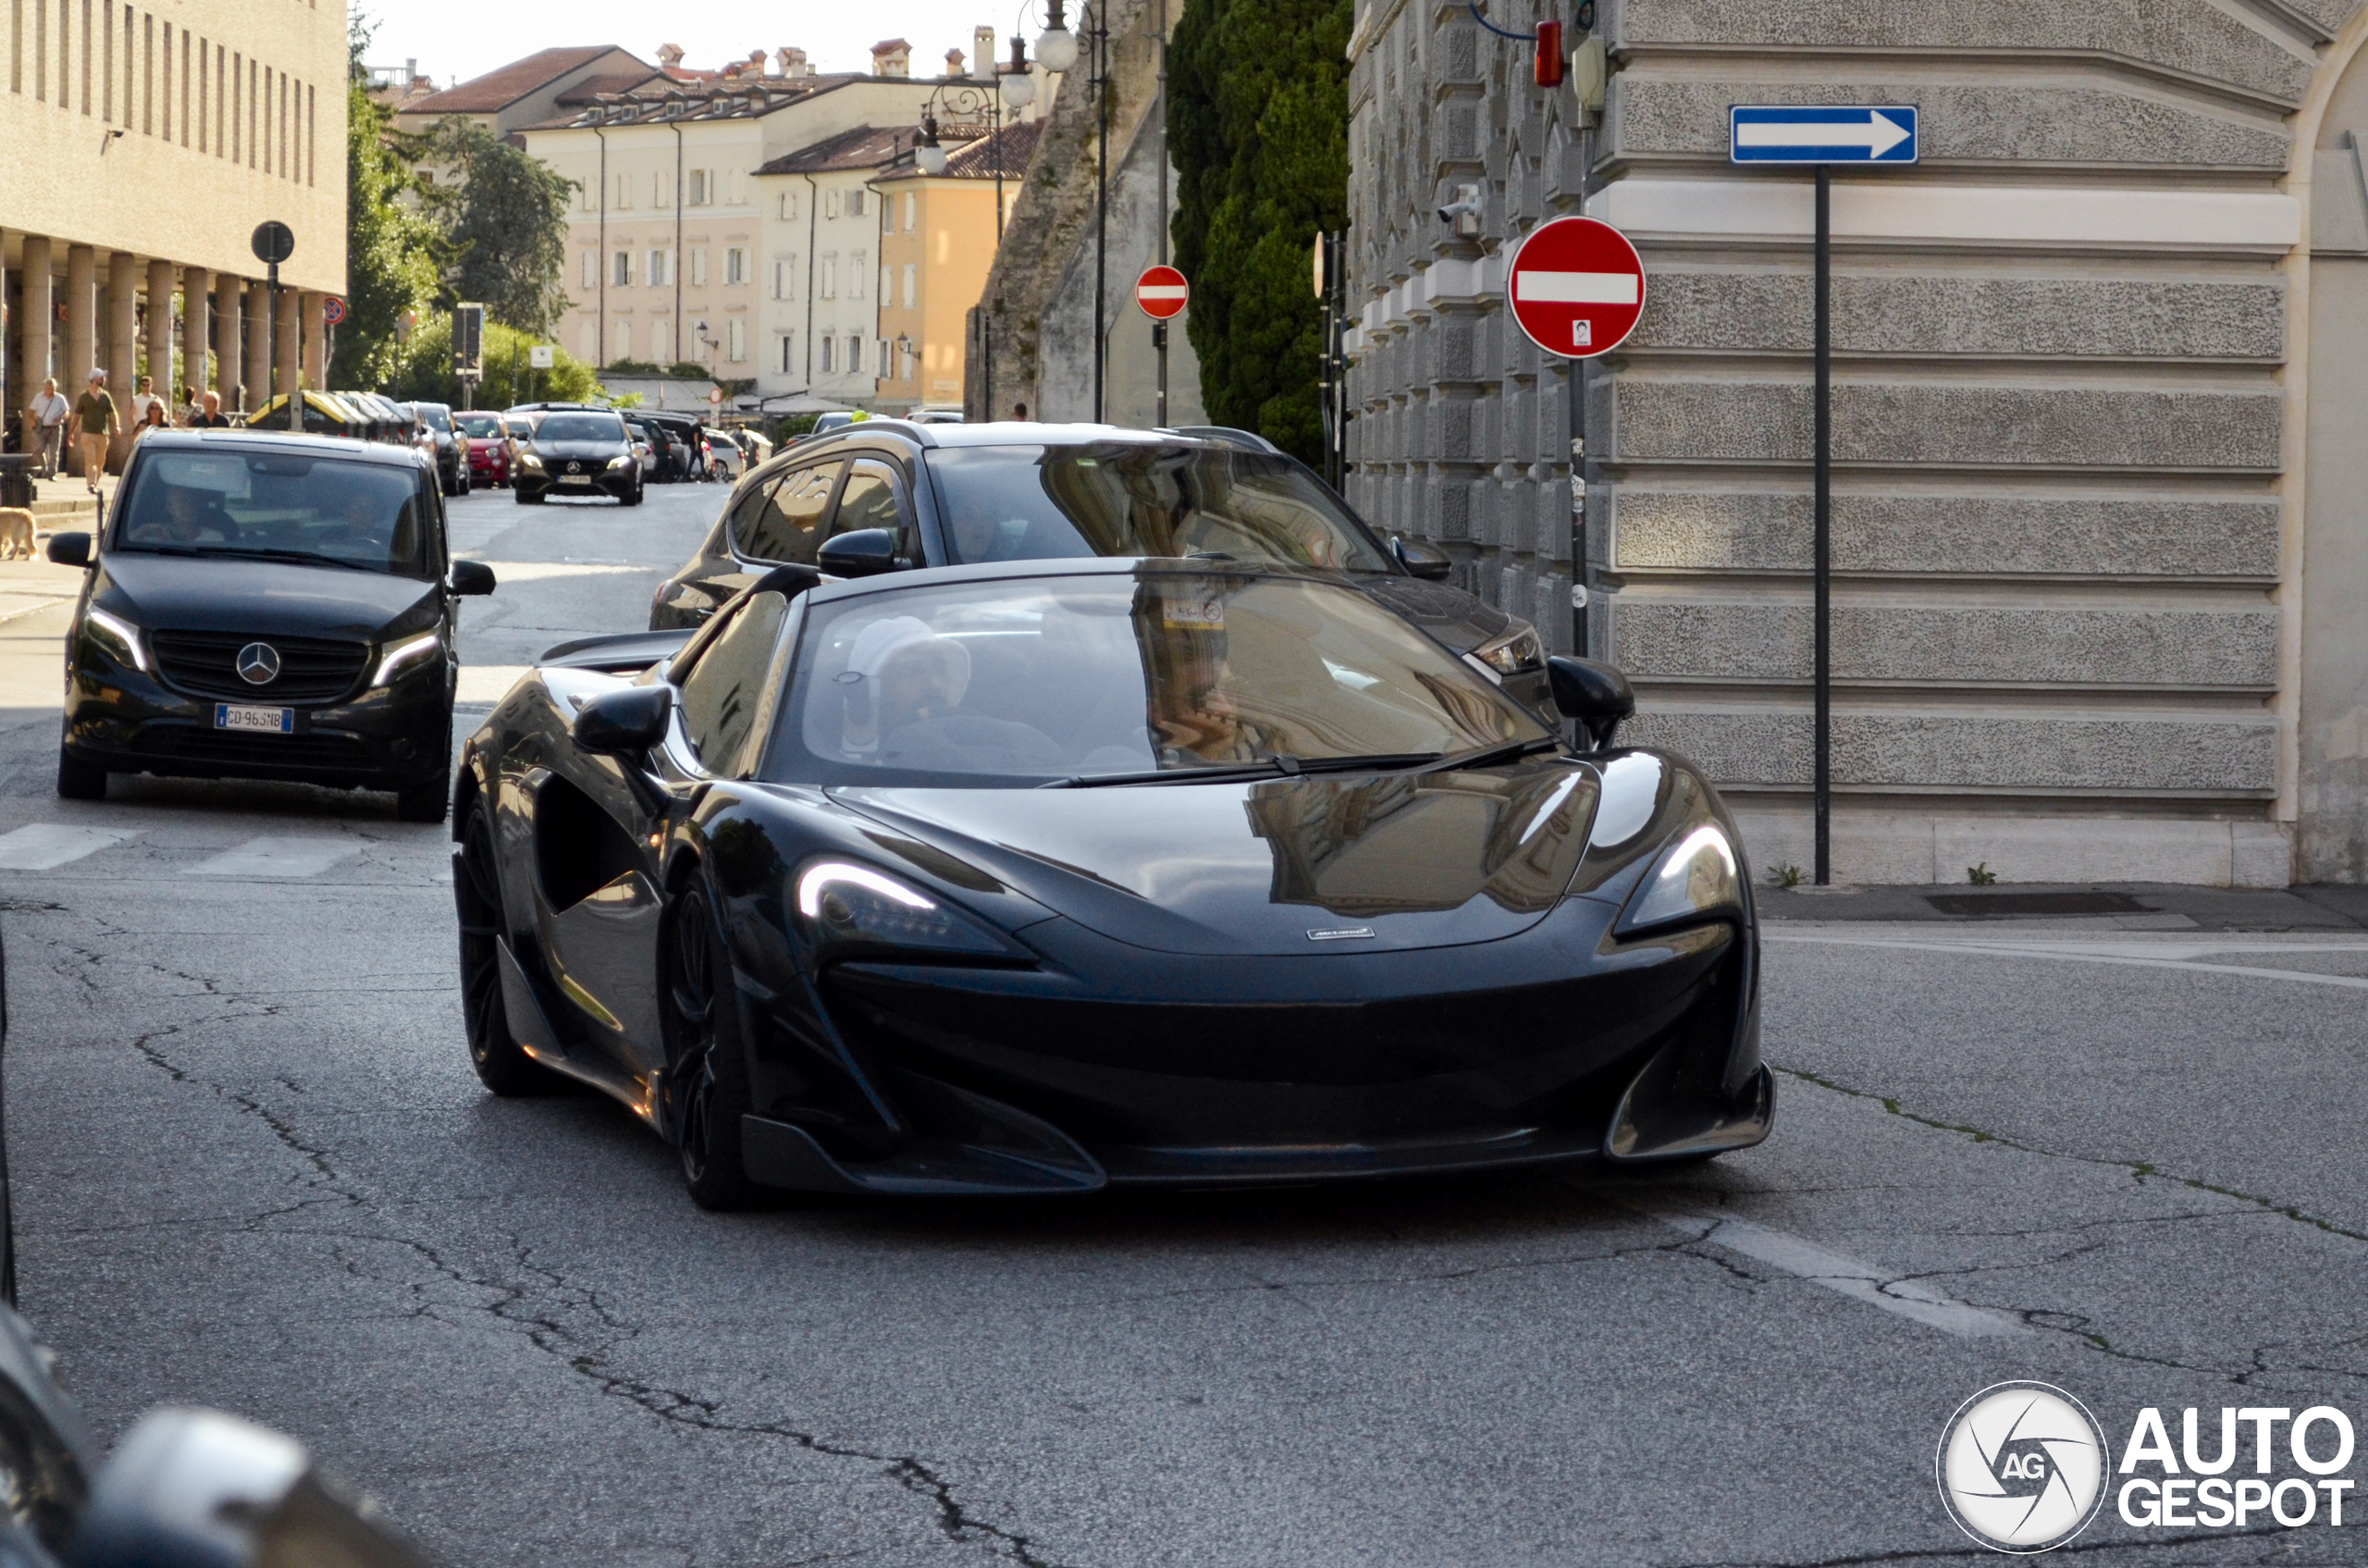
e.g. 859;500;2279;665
1730;105;1918;164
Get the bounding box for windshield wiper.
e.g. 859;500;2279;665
1425;736;1560;772
201;546;381;572
1042;751;1446;788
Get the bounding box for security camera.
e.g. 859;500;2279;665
1437;183;1483;238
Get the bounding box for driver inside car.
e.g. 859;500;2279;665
835;615;1062;772
129;485;230;545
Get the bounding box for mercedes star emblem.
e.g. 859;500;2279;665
236;642;281;685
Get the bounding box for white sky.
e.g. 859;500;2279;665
359;1;1040;92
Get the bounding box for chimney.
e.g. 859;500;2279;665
870;38;911;77
973;28;994;80
945;47;966;76
776;46;808;77
748;48;767;72
656;42;685;69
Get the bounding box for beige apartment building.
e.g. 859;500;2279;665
0;0;346;463
871;119;1039;414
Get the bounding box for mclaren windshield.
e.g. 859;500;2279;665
110;450;435;577
773;568;1549;787
925;443;1392;574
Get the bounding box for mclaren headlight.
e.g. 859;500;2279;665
82;607;149;673
792;860;1017;962
1473;620;1544;676
1615;822;1743;935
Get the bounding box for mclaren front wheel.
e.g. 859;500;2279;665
455;799;555;1096
660;883;755;1210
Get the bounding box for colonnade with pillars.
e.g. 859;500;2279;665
6;234;330;473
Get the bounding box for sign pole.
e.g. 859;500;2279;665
1813;165;1832;885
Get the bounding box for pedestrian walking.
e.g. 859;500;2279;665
73;370;118;494
130;376;161;429
189;391;233;429
133;401;169;441
24;378;67;478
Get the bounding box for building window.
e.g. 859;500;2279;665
881;263;893;303
612;321;631;360
688;168;709;205
777;191;796;221
726;317;746;362
725;247;745;286
654;170;671;208
771;258;791;301
778;333;794;374
876;339;889;378
849;336;862;373
824;189;839;219
580;323;598;362
648;249;670;286
905;191;917;232
580;178;595;212
846;188;864;217
651;319;671;363
820;254;836;300
612;251;632;287
903;263;916;310
582;250;598;289
614;172;633;210
689;248;707;286
850;250;866;301
882;199;894;236
820;337;833;373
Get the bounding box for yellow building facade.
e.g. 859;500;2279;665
871;120;1037;414
0;0;346;461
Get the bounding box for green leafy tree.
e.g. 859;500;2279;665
413;117;577;337
385;316;600;408
332;68;442;389
1170;0;1350;463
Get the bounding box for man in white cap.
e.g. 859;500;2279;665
72;369;118;494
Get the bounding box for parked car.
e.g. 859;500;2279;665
45;430;497;821
909;406;965;424
648;421;1551;715
457;554;1762;1208
457;411;510;487
512;410;644;506
410;401;469;497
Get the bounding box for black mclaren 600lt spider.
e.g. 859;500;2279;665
452;557;1772;1207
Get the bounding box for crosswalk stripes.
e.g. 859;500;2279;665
0;823;135;870
181;836;363;880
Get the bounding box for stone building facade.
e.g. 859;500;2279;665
1347;0;2368;885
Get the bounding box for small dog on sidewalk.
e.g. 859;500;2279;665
0;508;34;561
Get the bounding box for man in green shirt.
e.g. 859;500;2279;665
73;369;117;494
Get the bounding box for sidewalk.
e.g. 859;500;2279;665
1759;880;2368;932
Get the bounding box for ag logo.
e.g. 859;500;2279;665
1937;1382;2107;1553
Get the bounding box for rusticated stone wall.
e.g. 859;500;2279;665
1345;0;2368;884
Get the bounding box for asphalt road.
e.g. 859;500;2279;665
4;479;2368;1566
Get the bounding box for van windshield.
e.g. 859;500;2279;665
111;451;434;577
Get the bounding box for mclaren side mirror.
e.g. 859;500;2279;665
46;532;91;569
817;528;902;578
450;560;497;596
71;1407;429;1568
572;685;673;757
1389;535;1453;581
1547;655;1634;750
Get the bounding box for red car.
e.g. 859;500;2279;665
457;411;511;488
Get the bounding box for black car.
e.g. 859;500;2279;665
46;431;496;821
512;410;644;505
649;423;1552;715
456;556;1769;1208
410;401;470;497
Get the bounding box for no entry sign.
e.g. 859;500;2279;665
1506;216;1645;358
1136;265;1189;320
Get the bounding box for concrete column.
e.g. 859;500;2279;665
243;280;270;415
300;292;325;395
274;287;300;414
146;257;176;418
213;278;240;408
16;236;52;450
63;246;95;474
181;265;209;411
105;254;137;467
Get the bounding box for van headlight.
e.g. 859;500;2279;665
82;607;148;673
370;631;442;687
1615;822;1743;934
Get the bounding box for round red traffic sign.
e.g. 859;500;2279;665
321;296;347;326
1136;265;1189;320
1506;216;1645;359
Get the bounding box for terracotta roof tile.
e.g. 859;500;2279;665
398;46;648;115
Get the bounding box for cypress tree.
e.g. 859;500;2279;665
1170;0;1350;464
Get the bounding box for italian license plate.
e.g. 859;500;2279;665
215;703;293;734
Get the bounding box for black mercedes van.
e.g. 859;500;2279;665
46;430;496;821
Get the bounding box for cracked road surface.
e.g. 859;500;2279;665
6;484;2368;1564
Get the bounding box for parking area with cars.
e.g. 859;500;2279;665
6;444;2368;1564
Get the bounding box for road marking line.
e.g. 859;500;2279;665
0;823;134;870
1681;1211;2025;1339
183;835;361;879
1769;932;2368;992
